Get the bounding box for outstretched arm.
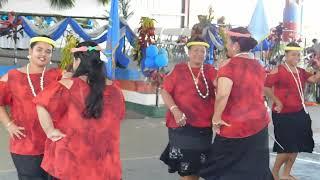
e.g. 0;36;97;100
36;105;66;142
212;77;232;134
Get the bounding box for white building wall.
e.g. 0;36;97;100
0;0;107;17
127;0;183;28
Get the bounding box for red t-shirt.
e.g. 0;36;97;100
265;65;312;113
218;57;270;138
0;68;62;155
163;63;217;128
33;79;125;180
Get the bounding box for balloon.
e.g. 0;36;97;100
146;45;159;58
144;57;156;68
158;48;168;57
155;54;168;68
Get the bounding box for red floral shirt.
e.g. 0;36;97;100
0;68;62;155
218;57;270;138
33;79;125;180
163;63;217;128
265;65;312;113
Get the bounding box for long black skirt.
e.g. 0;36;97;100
199;127;273;180
272;109;314;153
160;125;213;177
11;153;50;180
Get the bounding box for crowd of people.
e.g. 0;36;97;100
0;26;319;180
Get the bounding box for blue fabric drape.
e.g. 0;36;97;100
20;16;136;45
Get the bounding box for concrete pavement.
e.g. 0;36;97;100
1;107;320;180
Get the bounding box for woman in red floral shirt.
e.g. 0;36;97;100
34;41;125;180
160;36;217;180
265;42;320;180
0;36;61;180
200;27;272;180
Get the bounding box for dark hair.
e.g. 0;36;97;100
72;41;106;119
285;42;300;53
30;35;54;49
229;27;257;52
187;36;208;50
312;38;318;44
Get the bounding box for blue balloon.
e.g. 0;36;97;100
146;45;159;58
144;57;156;68
155;54;168;68
158;48;168;57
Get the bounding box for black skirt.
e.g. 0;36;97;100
272;109;314;153
200;127;273;180
11;153;50;180
160;125;213;177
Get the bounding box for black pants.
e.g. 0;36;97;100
11;153;51;180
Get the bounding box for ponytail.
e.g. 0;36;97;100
72;41;106;119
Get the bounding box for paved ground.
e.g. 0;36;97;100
1;107;320;180
0;50;320;179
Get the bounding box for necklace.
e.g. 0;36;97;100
26;63;46;97
187;62;209;99
284;62;308;113
191;67;201;84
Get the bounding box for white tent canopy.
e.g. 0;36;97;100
0;0;107;18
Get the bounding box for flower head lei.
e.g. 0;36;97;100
71;46;103;53
70;45;108;63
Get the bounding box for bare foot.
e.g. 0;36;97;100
289;175;297;180
280;175;297;180
280;177;290;180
